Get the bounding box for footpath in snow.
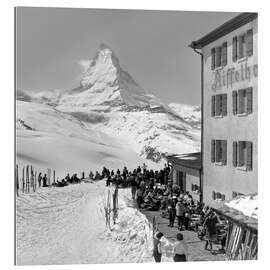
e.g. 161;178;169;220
16;180;171;265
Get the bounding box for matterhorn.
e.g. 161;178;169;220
17;44;200;172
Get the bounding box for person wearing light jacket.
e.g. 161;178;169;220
173;233;188;262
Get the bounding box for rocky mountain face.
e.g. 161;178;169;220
17;44;201;163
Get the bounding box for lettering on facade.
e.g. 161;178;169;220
212;62;258;90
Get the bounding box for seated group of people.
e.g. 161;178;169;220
52;173;83;187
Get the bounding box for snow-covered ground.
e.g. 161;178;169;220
16;181;172;265
225;194;258;220
16;101;161;179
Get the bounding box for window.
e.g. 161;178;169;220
211;43;227;70
191;184;200;192
233;141;253;170
232;87;253;115
211;94;227;117
212;191;226;201
211;140;227;165
232;29;253;61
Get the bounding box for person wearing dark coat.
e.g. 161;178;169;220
153;232;164;262
42;174;48;187
38;173;42;187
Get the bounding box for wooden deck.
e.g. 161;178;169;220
140;208;227;261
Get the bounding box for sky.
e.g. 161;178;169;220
16;7;238;106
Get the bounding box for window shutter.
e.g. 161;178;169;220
211;140;216;163
232;91;238;115
216;46;222;67
239;34;246;59
215;95;221;116
211;95;216;117
233;36;238;62
238;141;245;167
238;89;245;114
221;194;225;201
212;191;216;200
221;140;227;165
211;48;215;70
222;94;227;116
233;141;238;167
221;42;227;66
246;141;253;170
246;87;253;114
246;29;253;57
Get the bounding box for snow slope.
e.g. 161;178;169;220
169;103;201;129
16;100;160;178
17;44;200;164
55;44;200;161
16;181;172;265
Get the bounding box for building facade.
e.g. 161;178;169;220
167;153;202;203
190;13;258;208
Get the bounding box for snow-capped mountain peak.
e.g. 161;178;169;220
58;44;163;112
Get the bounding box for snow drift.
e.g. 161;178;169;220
16;181;172;265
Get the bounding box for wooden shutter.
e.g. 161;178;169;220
232;91;238;115
246;141;253;170
215;95;221;116
246;29;253;57
233;141;238;167
212;191;216;200
221;42;227;66
221;140;227;165
246;87;253;114
233;36;238;62
238;141;245;166
239;34;246;59
211;95;216;117
222;94;227;116
211;48;215;70
211;140;216;163
221;194;226;201
216;46;222;67
238;89;245;114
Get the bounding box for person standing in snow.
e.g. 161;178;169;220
173;233;188;262
130;174;137;199
42;174;48;187
38;172;42;187
153;232;164;262
136;187;144;208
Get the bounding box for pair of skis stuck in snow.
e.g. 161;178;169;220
104;186;119;230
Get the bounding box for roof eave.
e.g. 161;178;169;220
189;12;258;49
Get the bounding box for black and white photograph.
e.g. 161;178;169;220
14;5;258;266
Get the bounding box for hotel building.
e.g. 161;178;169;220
190;13;258;208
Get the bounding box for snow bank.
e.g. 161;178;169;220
16;181;172;265
225;194;258;220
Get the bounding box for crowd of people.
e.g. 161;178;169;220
36;163;228;262
102;163;228;261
